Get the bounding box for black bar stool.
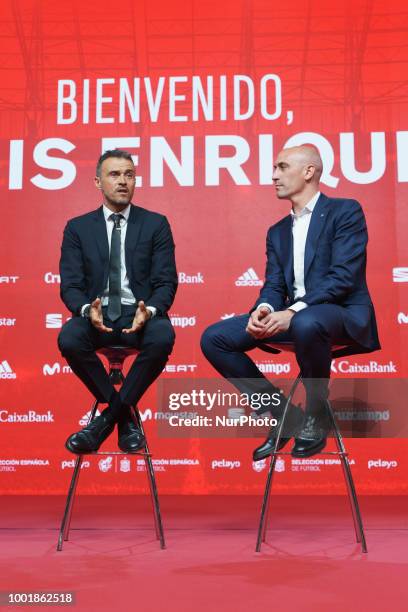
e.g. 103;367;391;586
255;342;367;553
57;346;165;551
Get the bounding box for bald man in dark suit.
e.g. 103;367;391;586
201;145;380;459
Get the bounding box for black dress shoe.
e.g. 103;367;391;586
291;413;331;458
65;412;115;454
252;403;304;462
118;416;146;453
253;433;290;461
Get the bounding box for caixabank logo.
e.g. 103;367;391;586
178;272;204;284
0;360;16;379
0;410;54;423
331;359;397;374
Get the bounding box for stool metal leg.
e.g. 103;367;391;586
57;455;83;551
120;372;165;547
257;455;277;550
57;399;99;551
134;408;166;549
328;402;368;553
57;358;166;550
256;374;301;552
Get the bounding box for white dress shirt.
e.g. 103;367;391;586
258;191;321;314
81;203;156;318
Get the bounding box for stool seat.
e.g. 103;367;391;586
97;345;140;363
97;346;140;383
258;342;362;359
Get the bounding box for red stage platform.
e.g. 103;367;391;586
1;495;407;611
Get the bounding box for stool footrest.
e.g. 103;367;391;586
267;451;349;457
90;450;151;456
110;370;123;385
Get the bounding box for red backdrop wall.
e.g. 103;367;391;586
0;0;407;494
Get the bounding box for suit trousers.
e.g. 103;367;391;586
200;305;352;414
58;306;175;407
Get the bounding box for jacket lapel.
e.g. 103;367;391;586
125;205;143;274
92;207;110;288
278;215;294;292
93;207;109;262
304;193;329;280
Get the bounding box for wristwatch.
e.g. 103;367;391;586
82;304;91;319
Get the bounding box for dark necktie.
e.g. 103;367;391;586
107;213;123;321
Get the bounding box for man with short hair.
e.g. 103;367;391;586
58;149;177;454
201;145;380;459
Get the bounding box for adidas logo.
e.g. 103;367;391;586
0;360;16;379
79;409;102;426
235;268;263;287
397;312;408;324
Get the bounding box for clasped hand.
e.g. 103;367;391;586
89;298;151;333
246;306;294;339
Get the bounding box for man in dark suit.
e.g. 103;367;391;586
201;145;380;459
58;149;177;454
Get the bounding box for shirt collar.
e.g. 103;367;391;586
103;203;131;222
290;191;321;218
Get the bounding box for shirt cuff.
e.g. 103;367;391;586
257;303;274;313
146;306;157;318
288;301;308;313
80;304;91;317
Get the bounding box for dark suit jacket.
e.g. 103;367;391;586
253;193;380;352
60;204;178;317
